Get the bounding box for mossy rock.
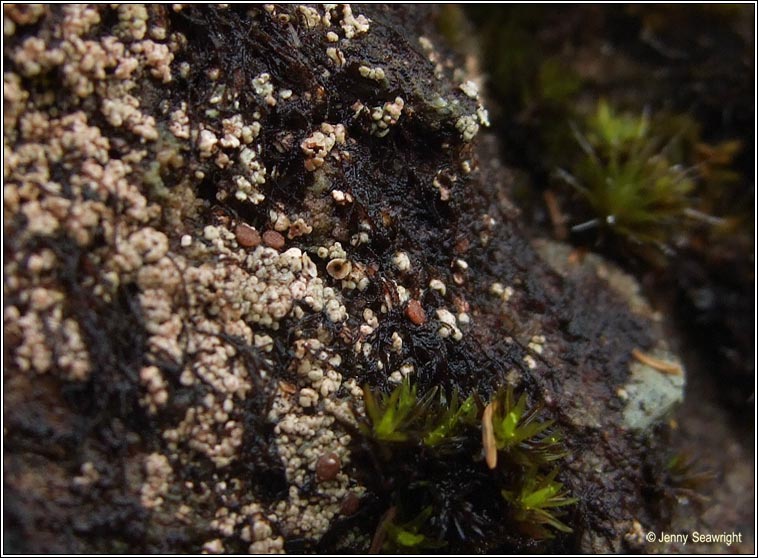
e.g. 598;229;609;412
2;4;704;554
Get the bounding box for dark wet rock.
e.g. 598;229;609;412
3;4;726;554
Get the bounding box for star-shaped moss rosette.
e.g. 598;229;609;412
501;467;578;539
482;385;567;469
558;99;696;250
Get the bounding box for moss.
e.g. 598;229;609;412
6;5;725;554
557;100;696;253
359;376;478;448
466;4;751;269
501;467;577;538
348;379;577;551
360;376;428;443
380;506;445;553
421;389;477;448
551;97;749;268
487;385;566;466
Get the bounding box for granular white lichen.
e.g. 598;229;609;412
326;46;346;67
57;317;92;381
528;334;546;355
198;129;219;158
297;5;321;29
429;278;446;295
130;39;173;83
237;147;267;194
140;453;173;509
331;189;353;205
292;337;344;397
368;96;404;137
301;123;346;171
459;79;479;99
4;4;48;33
202;539;225;554
490;281;515;302
140;365;169;413
287;217;313;239
2;4;506;554
417;35;444;79
170;103;190;138
358;64;385;82
435;308;463;341
268;389;363;541
392;251;411;272
456;114;479;142
477;105;490;127
117;4;148;41
252;72;277;107
163;395;245;469
339;4;370;38
390;332;404;353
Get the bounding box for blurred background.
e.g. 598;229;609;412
439;5;754;550
438;3;753;420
